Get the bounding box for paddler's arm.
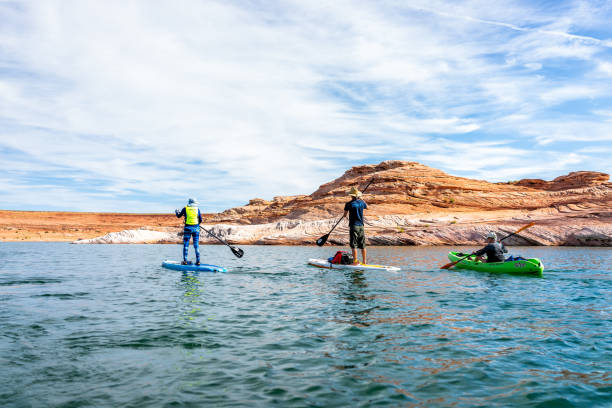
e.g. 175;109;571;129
175;207;186;218
198;209;202;224
473;246;487;256
473;246;487;262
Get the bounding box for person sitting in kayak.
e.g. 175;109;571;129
474;231;508;263
175;198;203;265
343;186;367;265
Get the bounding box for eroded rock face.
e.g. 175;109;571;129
73;229;178;244
516;171;609;191
210;161;611;224
73;215;611;247
72;161;611;246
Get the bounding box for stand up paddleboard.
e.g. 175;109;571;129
308;258;400;272
161;260;227;273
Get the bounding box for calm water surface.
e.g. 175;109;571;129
0;243;610;407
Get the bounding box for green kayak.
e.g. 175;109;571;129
447;252;543;276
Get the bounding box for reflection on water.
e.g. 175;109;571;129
336;270;377;327
177;272;204;322
0;243;610;407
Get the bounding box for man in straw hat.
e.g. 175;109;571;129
474;231;508;263
175;198;203;265
343;186;368;264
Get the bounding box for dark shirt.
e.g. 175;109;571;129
474;242;508;263
344;198;367;226
176;207;202;225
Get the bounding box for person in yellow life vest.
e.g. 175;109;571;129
175;198;203;265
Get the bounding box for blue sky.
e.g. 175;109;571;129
0;0;611;213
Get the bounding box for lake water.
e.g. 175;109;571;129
1;243;610;407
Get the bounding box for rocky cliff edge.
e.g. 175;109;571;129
74;161;611;246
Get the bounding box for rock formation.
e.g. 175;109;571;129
209;161;610;223
72;161;611;246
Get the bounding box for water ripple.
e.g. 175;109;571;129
0;243;610;407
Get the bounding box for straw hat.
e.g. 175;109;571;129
347;186;362;198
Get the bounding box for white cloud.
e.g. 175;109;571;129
524;62;542;70
540;85;602;104
517;120;612;145
414;141;591;182
597;61;612;76
0;0;611;211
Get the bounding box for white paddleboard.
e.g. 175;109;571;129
308;258;400;272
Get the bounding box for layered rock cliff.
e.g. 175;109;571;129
73;161;611;246
210;161;610;224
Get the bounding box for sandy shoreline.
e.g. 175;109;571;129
0;210;180;242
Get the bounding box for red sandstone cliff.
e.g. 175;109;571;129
2;161;610;246
210;160;610;225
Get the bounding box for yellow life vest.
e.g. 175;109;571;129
185;206;199;225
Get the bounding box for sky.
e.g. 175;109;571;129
0;0;611;213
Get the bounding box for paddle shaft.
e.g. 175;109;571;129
200;226;228;245
497;222;535;242
441;222;535;269
200;225;244;257
327;214;347;236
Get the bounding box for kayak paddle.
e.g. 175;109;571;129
315;177;376;247
201;226;244;258
440;221;535;269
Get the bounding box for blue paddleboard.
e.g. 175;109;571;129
161;260;227;272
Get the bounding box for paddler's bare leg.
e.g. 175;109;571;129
352;248;358;264
361;248;367;264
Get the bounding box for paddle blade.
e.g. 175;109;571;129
440;260;459;270
230;246;244;258
316;234;329;246
515;221;535;234
441;253;473;269
499;221;536;242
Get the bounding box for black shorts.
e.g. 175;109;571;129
349;226;365;249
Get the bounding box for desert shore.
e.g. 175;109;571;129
2;161;610;246
0;211;180;242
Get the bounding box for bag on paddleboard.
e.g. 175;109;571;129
328;251;354;265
